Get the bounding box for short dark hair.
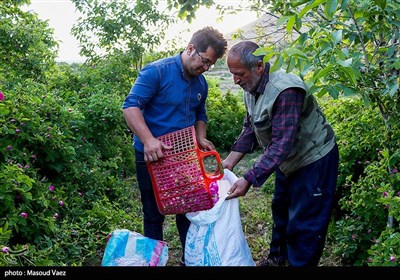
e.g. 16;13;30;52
189;26;227;59
228;41;264;70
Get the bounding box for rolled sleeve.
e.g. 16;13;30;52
122;66;158;110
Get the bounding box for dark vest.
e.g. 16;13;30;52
244;70;336;175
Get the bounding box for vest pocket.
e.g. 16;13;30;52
253;117;272;148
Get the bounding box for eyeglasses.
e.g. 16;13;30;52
195;49;214;69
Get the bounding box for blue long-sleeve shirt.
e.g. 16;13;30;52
122;53;208;153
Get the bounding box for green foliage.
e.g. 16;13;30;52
331;160;389;265
166;0;214;23
258;0;399;101
322;96;400;266
368;228;400;266
0;52;138;265
0;243;54;266
48;192;142;266
322;97;384;188
0;10;141;255
205;77;246;152
77;52;140;91
1;80;83;179
71;0;174;62
1;0;400;267
0;2;58;84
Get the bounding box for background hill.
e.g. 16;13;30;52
225;13;281;47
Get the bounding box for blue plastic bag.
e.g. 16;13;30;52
102;229;168;266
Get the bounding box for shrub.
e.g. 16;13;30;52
206;77;246;152
322;96;400;266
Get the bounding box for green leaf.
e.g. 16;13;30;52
285;48;308;60
340;47;349;57
389;156;397;166
308;85;320;95
295;15;302;30
388;83;399;98
340;0;349;11
254;46;274;56
286;15;296;33
263;53;276;63
299;0;327;18
298;59;310;78
276;15;291;28
327;85;339;99
375;0;387;9
313;86;328;98
271;56;284;73
331;30;342;46
337;58;353;67
324;0;338;20
353;10;364;19
0;107;10;116
381;150;390;159
341;86;358;97
297;32;308;45
287;56;295;73
339;66;357;86
313;65;335;82
253;47;276;63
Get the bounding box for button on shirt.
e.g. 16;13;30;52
122;53;209;153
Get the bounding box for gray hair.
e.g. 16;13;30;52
228;41;264;69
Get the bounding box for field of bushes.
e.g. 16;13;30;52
1;2;399;267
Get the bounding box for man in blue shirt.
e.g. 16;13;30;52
122;26;227;265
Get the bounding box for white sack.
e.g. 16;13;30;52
184;169;256;266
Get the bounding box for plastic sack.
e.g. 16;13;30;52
102;229;168;266
184;169;256;266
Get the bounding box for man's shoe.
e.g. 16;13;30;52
257;257;285;267
179;255;186;266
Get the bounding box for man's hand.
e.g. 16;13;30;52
197;138;215;151
226;177;251;200
143;138;172;162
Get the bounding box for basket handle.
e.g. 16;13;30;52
197;149;224;181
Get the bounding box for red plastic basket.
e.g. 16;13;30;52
147;126;223;215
